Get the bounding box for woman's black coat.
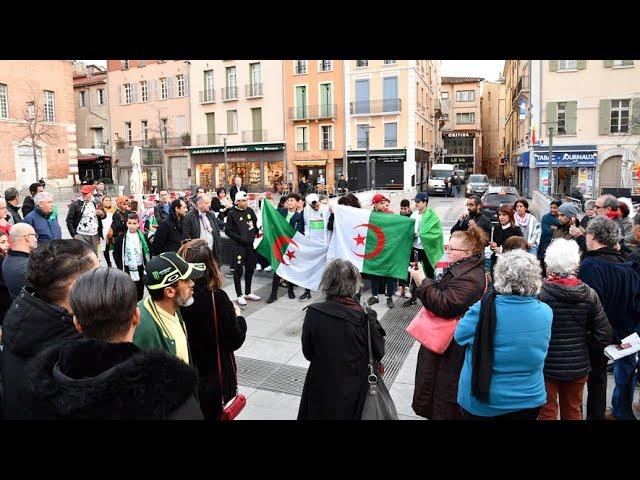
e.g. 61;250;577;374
298;298;386;420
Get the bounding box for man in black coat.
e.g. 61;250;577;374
229;176;248;203
4;187;23;225
154;190;172;224
2;223;38;299
1;240;99;419
450;195;492;241
181;195;222;261
22;268;202;420
66;185;106;255
21;183;43;218
152;198;188;256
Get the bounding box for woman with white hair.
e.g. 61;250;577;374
454;250;553;419
538;239;611;420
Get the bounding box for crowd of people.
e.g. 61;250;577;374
0;173;639;421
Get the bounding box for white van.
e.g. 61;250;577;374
427;164;454;196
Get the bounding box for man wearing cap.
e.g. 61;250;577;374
554;202;587;253
225;191;261;306
66;185;106;256
368;193;397;309
404;192;438;307
134;252;206;364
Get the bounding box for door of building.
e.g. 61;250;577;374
171;156;190;190
16;145;43;188
598;156;622;195
348;160;367;190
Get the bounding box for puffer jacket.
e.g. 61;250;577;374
538;280;612;380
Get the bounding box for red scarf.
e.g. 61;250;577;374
547;273;581;287
606;210;622;220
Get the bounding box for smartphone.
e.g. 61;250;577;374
411;250;419;270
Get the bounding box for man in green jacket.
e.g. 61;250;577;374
133;251;206;365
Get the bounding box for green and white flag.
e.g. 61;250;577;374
256;201;329;291
327;205;415;280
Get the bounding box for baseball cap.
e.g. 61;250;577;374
235;191;249;202
558;202;579;219
415;192;429;203
371;193;390;205
145;252;206;290
306;193;320;205
81;185;94;194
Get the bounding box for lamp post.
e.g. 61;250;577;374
212;133;232;190
541;121;557;197
363;125;375;190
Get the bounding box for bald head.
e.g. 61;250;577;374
9;223;37;253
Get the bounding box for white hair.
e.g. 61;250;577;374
493;249;542;297
544;238;580;275
34;191;53;204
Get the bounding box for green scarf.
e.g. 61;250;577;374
138;230;151;263
419;208;444;269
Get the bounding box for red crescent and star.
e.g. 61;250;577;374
273;235;299;266
352;223;385;259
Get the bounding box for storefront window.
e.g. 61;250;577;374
248;162;261;190
265;161;284;190
197;165;213;189
214;163;227;188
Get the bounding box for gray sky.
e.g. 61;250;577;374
80;59;507;81
441;60;505;82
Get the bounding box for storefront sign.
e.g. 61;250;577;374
533;148;598;167
519;100;527;120
515;153;530;167
538;168;549;193
191;143;285;155
443;132;475;138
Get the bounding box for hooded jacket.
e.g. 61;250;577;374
1;287;82;419
538;281;612;380
21;339;202;420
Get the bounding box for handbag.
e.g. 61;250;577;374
212;293;246;420
361;309;399;420
406;273;488;355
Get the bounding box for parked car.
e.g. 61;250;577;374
481;190;519;223
466;174;490;196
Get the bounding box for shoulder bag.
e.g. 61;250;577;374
212;292;246;420
361;310;398;420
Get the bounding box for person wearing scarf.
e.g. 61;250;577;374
537;239;611;420
454;249;552;419
513;198;541;256
113;213;151;301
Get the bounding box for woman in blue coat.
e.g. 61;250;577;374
455;249;553;419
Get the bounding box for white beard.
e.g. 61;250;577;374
177;295;194;307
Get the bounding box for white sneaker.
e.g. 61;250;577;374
237;296;248;306
264;265;273;272
394;287;403;297
244;293;261;301
404;289;412;298
256;264;263;271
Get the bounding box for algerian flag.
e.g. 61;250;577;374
327;205;415;280
419;208;444;270
256;201;329;291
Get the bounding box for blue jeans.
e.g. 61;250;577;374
612;352;640;419
372;276;395;298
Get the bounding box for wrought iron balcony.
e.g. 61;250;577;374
296;142;309;151
288;104;337;121
195;133;223;146
241;129;267;143
221;86;238;101
245;83;263;98
350;98;401;115
199;89;216;103
384;138;397;148
320;141;333;151
115;136;189;149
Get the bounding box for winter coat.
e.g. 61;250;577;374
539;213;561;255
538;281;612;380
455;295;553;417
298;298;386;420
152;213;183;255
514;213;542;247
6;202;22;225
450;211;492;241
1;250;29;299
0;256;11;319
490;224;523;270
133;297;188;359
1;287;83;419
579;247;640;341
181;210;222;260
211;197;232;221
229;185;248;203
22;208;62;244
22;339;202;420
21;196;35;218
278;208;304;234
154;202;171;224
66;198;104;239
109;208;130;241
113;231;151;271
181;286;247;419
412;253;487;418
225;206;258;249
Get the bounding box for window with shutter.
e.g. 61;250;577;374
546;102;557;135
565;101;577;135
599;99;611;135
603;60;614;68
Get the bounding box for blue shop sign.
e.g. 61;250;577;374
533;149;598;167
516;152;530;167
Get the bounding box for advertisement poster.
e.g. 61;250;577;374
578;168;594;198
538;168;549;193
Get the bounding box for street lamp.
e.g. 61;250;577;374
541;121;557;197
363;125;375;189
212;133;233;190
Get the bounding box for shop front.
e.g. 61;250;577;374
294;160;327;193
77;151;113;184
514;152;530;198
347;149;406;191
443;132;475;174
530;145;597;199
191;143;285;192
415;149;430;192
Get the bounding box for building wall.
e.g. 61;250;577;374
73;63;110;154
481;80;506;178
190;60;284;145
284;60;344;189
0;60;77;188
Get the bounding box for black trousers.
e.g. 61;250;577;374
233;246;256;297
461;407;541;420
104;248;112;267
586;346;608;420
125;265;146;301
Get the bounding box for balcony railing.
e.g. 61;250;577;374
221;86;238;101
356;60;368;67
288;104;337;121
350;98;401;115
320;141;333;151
245;83;263;98
241;129;267;143
512;75;530;105
115;136;191;149
199;89;216;103
357;140;367;148
384;138;397;148
296;142;309;151
196;133;222;146
294;63;307;74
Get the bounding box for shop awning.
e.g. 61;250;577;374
293;160;327;167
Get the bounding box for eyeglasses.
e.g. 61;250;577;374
445;245;468;253
23;233;38;239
